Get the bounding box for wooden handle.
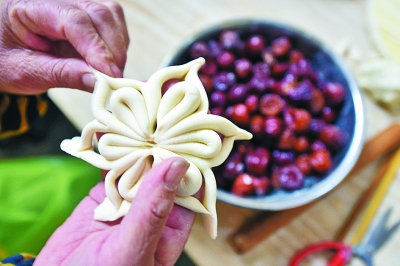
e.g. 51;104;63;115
229;123;400;254
349;146;400;245
347;123;400;175
334;151;395;242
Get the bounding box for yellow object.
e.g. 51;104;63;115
0;244;7;260
349;147;400;245
368;0;400;66
0;94;49;140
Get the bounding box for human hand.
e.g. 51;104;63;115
0;0;129;94
34;157;197;266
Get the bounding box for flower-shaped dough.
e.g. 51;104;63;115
60;58;252;238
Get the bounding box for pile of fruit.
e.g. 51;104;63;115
186;29;347;197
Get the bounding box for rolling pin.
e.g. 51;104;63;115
229;123;400;254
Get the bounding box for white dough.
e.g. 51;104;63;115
60;58;252;239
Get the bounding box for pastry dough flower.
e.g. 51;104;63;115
61;58;252;238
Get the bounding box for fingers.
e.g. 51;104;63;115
68;0;129;76
153;179;204;265
115;157;189;263
154;204;197;265
89;182;107;204
80;0;129;70
0;49;96;94
4;0;128;86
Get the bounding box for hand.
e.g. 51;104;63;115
0;0;129;94
34;157;197;266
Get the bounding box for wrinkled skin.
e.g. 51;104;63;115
0;0;129;94
34;158;197;266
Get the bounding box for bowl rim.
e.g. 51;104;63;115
160;18;365;210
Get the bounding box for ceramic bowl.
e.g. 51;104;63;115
161;19;365;210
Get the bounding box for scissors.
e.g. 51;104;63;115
289;208;400;266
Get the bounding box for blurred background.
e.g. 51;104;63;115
101;1;399;265
1;0;399;265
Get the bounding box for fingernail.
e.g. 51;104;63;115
110;63;122;78
164;160;190;191
82;73;96;89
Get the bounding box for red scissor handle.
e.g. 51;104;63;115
289;241;353;266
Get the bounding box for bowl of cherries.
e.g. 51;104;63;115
161;20;364;210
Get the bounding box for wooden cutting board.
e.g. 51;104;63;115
48;0;400;265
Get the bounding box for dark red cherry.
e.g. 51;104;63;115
223;157;245;179
277;128;295;150
250;115;265;139
253;177;270;195
199;60;217;76
320;125;346;151
271;36;291;57
323;82;346;106
310;149;332;173
212;71;236;92
284;80;313;104
295;154;312;175
161;78;180;95
297;58;313;77
228;103;250;127
293;136;309;153
252;62;271;78
310;139;327;151
247;35;265;54
309;88;325;114
309;119;326;136
208;39;223;57
272;164;304;190
210;91;227;107
216;51;235;69
245;147;270;176
244;94;259;113
289;50;304;64
210;106;224;116
199;74;213;93
321;106;337;123
248;75;271;94
271;62;289;77
259;93;285;117
237;140;254;155
292;108;312;133
227;84;249;103
272;150;295;166
264;117;283;137
189;41;210;59
232;173;255;196
234;58;253;79
219;30;240;50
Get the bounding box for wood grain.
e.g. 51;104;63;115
334;152;395;242
229;123;400;254
349;147;400;246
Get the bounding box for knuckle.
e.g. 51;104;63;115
7;2;26;24
49;59;67;86
151;206;169;220
148;196;174;224
84;1;114;21
63;8;91;27
103;0;124;16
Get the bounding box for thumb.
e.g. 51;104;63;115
115;157;189;262
2;50;96;94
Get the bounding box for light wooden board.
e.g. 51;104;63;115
49;0;400;265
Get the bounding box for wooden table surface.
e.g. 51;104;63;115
50;0;400;265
